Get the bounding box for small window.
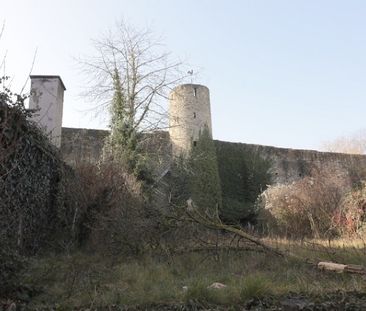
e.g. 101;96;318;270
193;141;197;147
193;112;196;119
193;87;197;97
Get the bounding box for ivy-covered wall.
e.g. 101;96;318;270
1;105;78;255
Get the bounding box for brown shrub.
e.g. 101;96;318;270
257;168;358;239
74;160;223;258
74;161;166;257
339;182;366;235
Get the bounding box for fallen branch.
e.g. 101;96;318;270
172;201;366;275
184;206;285;257
174;245;266;255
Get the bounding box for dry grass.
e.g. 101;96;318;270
20;237;366;309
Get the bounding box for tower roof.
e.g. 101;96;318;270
30;75;66;91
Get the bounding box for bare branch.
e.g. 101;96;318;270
78;19;189;134
19;48;38;95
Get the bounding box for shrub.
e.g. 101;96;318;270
0;247;26;297
258;168;353;238
338;181;366;235
75;161;167;256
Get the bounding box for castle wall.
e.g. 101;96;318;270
61;128;172;176
169;84;212;156
61;127;109;165
60;126;366;185
215;140;366;184
28;77;366;186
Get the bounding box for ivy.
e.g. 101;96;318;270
103;70;153;186
0;77;80;256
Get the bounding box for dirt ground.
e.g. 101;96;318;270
2;291;366;310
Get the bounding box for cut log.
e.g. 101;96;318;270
318;262;346;273
344;264;365;274
318;262;365;274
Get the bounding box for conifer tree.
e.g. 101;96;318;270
189;126;222;217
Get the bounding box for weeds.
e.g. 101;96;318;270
239;275;272;301
18;238;366;309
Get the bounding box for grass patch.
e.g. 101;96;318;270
19;239;366;309
240;275;272;302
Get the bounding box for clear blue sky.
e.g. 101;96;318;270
1;0;366;150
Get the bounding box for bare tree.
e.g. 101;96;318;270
321;129;366;154
0;21;7;84
79;20;188;134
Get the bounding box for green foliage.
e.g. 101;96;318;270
215;141;272;224
188;127;222;216
168;155;191;207
169;134;271;224
0;247;27;297
1;78;61;254
20;243;366;308
220;198;256;224
0;76;86;253
107;69;134;154
103;69;153;186
184;280;216;303
0;77;85;296
184;280;240;305
239;275;272;301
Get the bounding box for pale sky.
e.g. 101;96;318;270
1;0;366;150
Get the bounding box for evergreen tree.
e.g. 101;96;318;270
215;141;272;224
188;126;222;217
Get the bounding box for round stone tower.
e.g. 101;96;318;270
169;84;212;156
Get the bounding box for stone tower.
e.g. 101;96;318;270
29;75;66;147
169;84;212;156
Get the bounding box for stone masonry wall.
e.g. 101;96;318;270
61;128;172;178
216;140;366;184
60;127;366;185
61;127;109;165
